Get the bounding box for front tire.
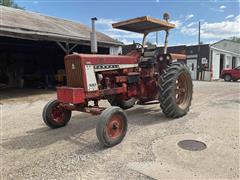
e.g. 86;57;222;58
159;62;193;118
42;99;72;129
224;74;231;82
96;106;128;147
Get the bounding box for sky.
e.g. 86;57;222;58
14;0;240;46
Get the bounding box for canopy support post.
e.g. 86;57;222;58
142;33;148;54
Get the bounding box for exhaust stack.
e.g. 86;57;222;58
91;17;98;54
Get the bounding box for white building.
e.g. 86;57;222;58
210;39;240;80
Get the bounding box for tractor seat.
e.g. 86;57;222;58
143;44;157;58
139;44;157;68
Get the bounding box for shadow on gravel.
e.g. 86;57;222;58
0;88;55;101
1;114;97;150
1;106;179;151
126;106;181;126
74;142;105;156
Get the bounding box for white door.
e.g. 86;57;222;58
187;59;197;80
212;51;220;80
110;46;122;55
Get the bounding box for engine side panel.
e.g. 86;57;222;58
64;53;139;92
64;55;83;87
85;65;98;91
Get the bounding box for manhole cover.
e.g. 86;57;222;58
178;140;207;151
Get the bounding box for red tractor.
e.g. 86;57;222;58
42;14;193;147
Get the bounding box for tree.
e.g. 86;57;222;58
230;36;240;43
1;0;25;10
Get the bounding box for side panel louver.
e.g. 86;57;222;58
64;56;83;87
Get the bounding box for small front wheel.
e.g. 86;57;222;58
42;99;72;129
96;106;128;147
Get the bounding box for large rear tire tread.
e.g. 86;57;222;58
42;99;72;129
159;62;193;118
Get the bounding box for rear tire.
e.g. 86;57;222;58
224;74;231;82
159;62;193;118
96;106;128;147
42;99;72;129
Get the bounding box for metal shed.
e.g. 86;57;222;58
0;6;122;49
0;6;122;88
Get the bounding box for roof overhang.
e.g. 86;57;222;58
0;26;122;47
0;6;123;47
112;16;175;34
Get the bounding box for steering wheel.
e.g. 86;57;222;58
134;43;144;53
134;43;143;49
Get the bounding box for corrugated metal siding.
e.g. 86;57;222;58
0;6;122;46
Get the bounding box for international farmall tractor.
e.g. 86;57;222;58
42;14;193;147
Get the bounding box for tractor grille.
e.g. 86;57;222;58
64;55;83;87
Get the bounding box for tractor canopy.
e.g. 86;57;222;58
112;16;175;34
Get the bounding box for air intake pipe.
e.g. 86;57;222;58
91;17;98;54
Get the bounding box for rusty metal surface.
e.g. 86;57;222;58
112;16;175;34
0;6;122;46
64;55;84;87
170;53;187;60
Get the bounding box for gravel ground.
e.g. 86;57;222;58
0;81;239;179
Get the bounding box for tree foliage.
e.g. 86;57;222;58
230;36;240;43
1;0;25;10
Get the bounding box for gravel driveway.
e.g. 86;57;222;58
1;81;239;179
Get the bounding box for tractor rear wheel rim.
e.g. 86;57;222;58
106;115;124;139
175;72;190;109
51;106;66;124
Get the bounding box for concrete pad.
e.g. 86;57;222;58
128;133;238;179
